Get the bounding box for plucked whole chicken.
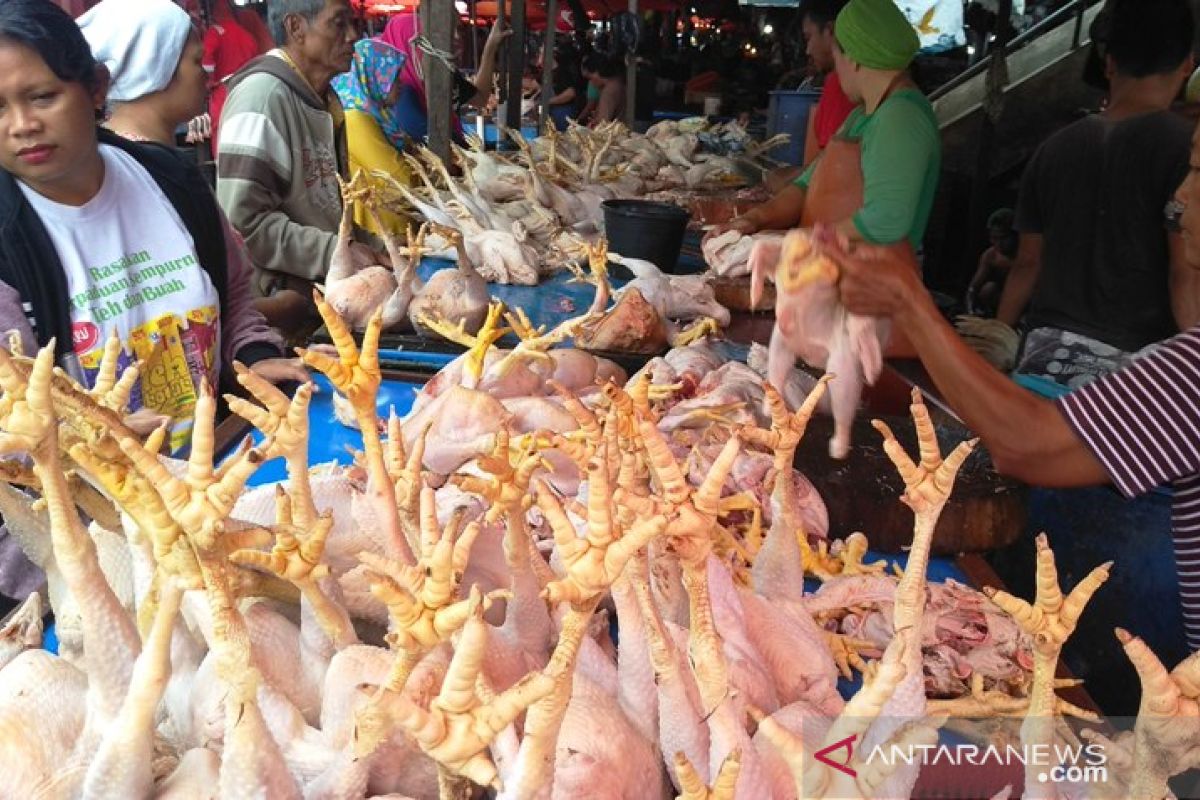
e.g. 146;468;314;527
0;285;1183;800
753;228;890;459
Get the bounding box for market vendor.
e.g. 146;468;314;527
825;113;1200;652
331;38;410;238
378;13;509;144
217;0;387;334
707;0;939;251
0;0;305;443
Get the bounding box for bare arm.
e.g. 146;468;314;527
995;233;1043;327
549;86;577;106
467;23;511;110
833;239;1109;487
739;184;807;232
1170;231;1200;330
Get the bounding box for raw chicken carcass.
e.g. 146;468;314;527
609;252;731;326
703;230;784;279
407;225;490;337
323;176;426;331
576;288;668;354
752;228;889;458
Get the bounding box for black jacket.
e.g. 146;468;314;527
0;128;285;375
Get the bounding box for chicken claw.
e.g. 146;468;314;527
228;507;333;583
537;455;667;606
1110;628;1200;799
300;292;382;425
822;630;873;679
0;344;56;455
984;533;1110;659
453;428;546;524
675;749;741;800
359;486;487;651
871;388;977;518
365;589;555;790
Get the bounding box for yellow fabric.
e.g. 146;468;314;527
344;108;410;236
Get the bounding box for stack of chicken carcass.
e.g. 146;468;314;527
345;119;784;290
0;286;1189;800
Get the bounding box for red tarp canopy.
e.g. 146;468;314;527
357;0;685;20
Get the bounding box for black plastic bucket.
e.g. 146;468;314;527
602;199;691;274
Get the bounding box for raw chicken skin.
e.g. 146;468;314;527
753;229;889;459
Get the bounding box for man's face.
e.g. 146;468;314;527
295;0;357;75
802;17;835;73
1175;130;1200;269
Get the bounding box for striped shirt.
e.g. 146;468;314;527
1058;326;1200;649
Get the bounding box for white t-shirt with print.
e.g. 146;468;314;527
19;144;221;450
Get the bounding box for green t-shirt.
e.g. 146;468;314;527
587;83;601;102
796;88;940;247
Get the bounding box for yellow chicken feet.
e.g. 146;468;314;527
302;295;412;562
228;501;332;583
670;317;723;348
823;630;874;679
0;344;56;456
986;533;1109;798
83;330;140;415
453;428;547;524
300;293;382;426
416;302;509;388
225;364;316;525
985;534;1110;662
837;532;889;577
229;499;358;649
744;378;832;470
637;418;741;569
1106;630;1200;800
113;380;269;551
370;590;555;790
927;673;1098;721
359;486;490;651
874;389;977;632
536;455;667;605
675;749;741;800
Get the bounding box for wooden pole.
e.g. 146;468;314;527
469;0;479;69
625;0;638;127
506;0;528;132
541;0;559;131
423;0;455;162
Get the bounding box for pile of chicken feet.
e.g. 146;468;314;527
0;291;1196;799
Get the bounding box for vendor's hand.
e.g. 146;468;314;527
249;357;311;386
824;233;923;319
123;407;172;438
704;216;758;244
184;113;212;144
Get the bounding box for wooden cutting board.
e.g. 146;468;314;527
794;413;1027;555
713;275;774;312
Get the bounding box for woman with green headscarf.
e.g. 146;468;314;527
708;0;939;252
332;38;411;237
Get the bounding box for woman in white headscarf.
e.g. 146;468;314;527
78;0;207;145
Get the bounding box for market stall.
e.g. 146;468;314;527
5;0;1200;792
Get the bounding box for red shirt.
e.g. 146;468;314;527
203;19;260;146
812;71;857;149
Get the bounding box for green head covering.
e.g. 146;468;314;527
835;0;920;71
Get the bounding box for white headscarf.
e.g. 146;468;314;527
78;0;193;102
